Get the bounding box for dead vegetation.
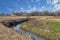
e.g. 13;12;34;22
27;19;50;27
0;23;33;40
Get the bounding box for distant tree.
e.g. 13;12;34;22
49;13;55;16
30;11;40;16
42;11;49;16
57;12;60;16
0;13;6;16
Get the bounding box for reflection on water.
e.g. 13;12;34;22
12;24;45;40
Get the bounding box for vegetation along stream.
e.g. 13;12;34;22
2;18;45;40
12;24;45;40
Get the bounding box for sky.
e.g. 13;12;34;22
0;0;60;13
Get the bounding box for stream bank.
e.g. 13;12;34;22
12;24;45;40
1;18;45;40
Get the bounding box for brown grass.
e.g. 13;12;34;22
0;23;32;40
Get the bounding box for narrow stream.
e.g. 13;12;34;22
12;24;45;40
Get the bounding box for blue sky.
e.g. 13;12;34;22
0;0;60;13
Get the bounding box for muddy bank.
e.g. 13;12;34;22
1;18;29;27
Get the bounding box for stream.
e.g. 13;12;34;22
11;24;45;40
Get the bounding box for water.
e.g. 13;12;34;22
12;24;45;40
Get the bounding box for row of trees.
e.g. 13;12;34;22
0;11;60;16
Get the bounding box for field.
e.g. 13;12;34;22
21;16;60;40
0;16;60;40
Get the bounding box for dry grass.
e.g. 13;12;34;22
0;23;32;40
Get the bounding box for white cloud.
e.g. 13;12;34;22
35;0;40;2
28;5;37;12
28;5;31;9
51;0;60;11
7;8;13;12
52;0;58;5
54;4;60;8
27;5;37;12
31;0;41;2
39;6;46;11
46;0;51;4
29;5;37;10
46;0;59;5
53;4;60;11
38;3;40;5
46;0;60;11
21;8;24;10
9;9;13;12
19;8;26;12
33;5;36;9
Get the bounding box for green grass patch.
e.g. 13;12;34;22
21;19;60;40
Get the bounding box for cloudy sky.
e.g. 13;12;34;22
0;0;60;13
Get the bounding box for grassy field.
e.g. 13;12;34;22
21;17;60;40
0;16;53;21
0;16;60;40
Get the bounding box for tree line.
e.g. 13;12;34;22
0;11;60;16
